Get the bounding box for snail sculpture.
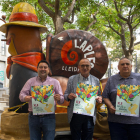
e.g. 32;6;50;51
45;30;109;113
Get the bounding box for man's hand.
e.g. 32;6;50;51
54;94;60;101
103;98;116;114
109;105;116;114
68;93;77;100
25;96;32;102
95;96;102;103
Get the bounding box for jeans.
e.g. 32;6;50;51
70;113;94;140
28;113;55;140
108;121;140;140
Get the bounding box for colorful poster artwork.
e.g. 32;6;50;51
115;84;140;117
73;83;99;116
31;85;54;115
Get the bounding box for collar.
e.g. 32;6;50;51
118;72;133;80
37;76;49;82
80;74;90;81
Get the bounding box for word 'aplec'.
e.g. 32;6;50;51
75;39;95;68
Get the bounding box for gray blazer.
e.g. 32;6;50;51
64;74;101;123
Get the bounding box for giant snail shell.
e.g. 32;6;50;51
46;29;108;79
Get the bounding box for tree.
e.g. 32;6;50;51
38;0;76;35
0;0;84;35
1;0;140;61
76;0;140;61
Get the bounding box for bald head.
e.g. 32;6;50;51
118;57;132;78
118;57;131;65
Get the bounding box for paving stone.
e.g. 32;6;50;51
0;97;9;101
3;106;9;110
0;101;9;106
0;103;6;110
2;94;9;98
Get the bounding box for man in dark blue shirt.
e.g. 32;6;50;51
103;57;140;140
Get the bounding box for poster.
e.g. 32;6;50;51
115;84;140;117
31;85;54;115
73;83;99;116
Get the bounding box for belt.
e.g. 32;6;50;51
29;111;48;117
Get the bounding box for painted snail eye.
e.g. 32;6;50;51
46;29;108;79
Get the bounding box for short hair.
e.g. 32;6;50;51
37;60;50;68
78;58;91;66
118;57;131;65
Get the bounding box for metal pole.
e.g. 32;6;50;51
135;55;138;73
108;59;111;77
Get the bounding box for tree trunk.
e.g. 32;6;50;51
123;49;133;61
53;15;65;35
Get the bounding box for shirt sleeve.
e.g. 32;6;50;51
19;79;31;102
97;80;101;96
54;80;64;104
64;76;73;101
102;78;110;98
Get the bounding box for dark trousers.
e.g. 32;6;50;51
28;113;55;140
70;113;94;140
108;121;140;140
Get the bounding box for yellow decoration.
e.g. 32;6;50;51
11;2;36;15
8;38;17;56
44;104;53;112
85;103;94;114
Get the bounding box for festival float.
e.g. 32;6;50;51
0;2;110;140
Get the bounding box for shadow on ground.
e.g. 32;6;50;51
55;135;72;140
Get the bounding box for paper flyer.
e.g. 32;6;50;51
73;83;99;116
31;85;55;115
115;84;140;117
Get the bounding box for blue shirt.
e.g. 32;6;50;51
102;72;140;124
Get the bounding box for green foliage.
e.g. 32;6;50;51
134;44;140;50
105;37;124;61
76;0;140;60
1;0;140;60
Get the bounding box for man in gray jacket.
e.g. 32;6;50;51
64;58;102;140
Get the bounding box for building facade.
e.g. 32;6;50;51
0;6;9;87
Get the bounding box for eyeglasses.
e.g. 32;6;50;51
121;63;130;66
80;65;90;68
